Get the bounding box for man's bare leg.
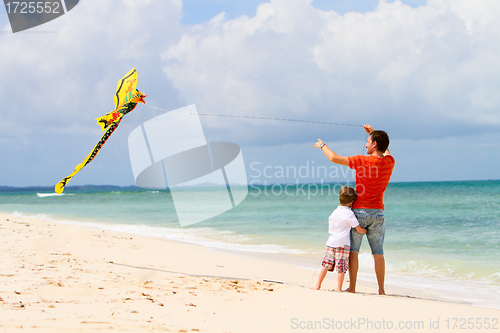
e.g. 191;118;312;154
373;254;385;295
344;251;359;293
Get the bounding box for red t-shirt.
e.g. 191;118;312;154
348;155;395;210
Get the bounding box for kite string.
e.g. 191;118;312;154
140;104;368;153
137;104;369;154
140;104;364;128
194;113;363;128
144;104;171;113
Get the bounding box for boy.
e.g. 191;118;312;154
312;186;367;291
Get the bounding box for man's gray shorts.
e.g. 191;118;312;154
350;209;385;255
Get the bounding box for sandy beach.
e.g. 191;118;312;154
1;212;499;332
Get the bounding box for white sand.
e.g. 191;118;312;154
1;213;499;332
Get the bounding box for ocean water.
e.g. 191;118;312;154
1;180;499;309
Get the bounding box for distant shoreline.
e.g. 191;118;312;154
2;178;499;192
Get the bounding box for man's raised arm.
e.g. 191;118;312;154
314;139;349;166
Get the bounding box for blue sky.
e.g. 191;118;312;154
180;0;427;24
1;0;499;188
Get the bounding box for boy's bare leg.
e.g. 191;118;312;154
311;266;328;290
344;251;358;293
373;254;385;295
336;271;345;291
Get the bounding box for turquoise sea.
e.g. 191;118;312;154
1;180;499;309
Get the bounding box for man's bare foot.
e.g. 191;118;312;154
343;287;355;293
310;286;320;290
379;289;385;295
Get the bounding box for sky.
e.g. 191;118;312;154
0;0;499;188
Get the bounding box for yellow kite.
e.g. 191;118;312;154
55;68;146;194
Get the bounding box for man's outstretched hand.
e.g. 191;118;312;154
314;139;325;149
363;124;374;134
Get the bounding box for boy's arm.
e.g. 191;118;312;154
314;139;349;166
355;225;367;235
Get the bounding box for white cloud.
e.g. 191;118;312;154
163;0;500;140
0;0;184;186
1;0;499;186
0;0;183;136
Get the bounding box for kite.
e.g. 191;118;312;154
55;68;146;194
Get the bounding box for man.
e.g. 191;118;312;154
314;125;395;295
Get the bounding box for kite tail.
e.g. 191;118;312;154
55;120;122;194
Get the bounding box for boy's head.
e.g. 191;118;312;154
339;186;357;206
367;130;390;153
